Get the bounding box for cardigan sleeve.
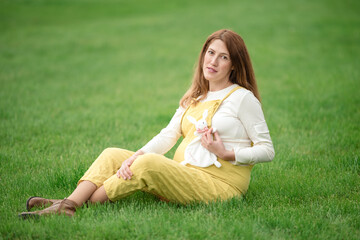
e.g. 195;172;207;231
140;106;184;155
234;92;275;165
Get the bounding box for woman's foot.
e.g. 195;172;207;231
19;198;78;219
26;197;62;211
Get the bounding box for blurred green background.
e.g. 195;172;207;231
1;0;359;239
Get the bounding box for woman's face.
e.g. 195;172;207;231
202;39;233;87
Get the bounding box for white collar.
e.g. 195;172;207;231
204;84;239;101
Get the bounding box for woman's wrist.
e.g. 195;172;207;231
219;150;235;161
134;150;144;157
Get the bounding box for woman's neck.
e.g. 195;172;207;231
208;81;233;92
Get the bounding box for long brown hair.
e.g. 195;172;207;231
180;29;260;108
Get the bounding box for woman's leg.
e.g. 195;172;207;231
19;148;133;218
102;153;241;204
78;148;134;187
70;148;134;206
26;181;98;211
88;186;109;204
67;180;97;206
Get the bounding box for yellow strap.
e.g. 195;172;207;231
207;86;242;126
213;86;242;113
180;86;243;135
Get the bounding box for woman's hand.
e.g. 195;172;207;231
116;150;144;180
201;128;235;161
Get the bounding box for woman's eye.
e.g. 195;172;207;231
208;50;214;55
222;55;228;60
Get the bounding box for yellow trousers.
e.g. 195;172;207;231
79;148;251;204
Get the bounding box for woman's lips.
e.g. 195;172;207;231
207;67;217;73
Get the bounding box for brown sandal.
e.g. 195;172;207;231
26;196;62;211
20;198;78;219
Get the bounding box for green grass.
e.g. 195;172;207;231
1;0;359;239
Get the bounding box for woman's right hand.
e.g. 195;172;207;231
116;150;144;180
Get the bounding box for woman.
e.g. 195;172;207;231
20;29;275;218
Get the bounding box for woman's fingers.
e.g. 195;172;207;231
124;164;133;178
117;161;133;180
124;164;133;180
121;168;131;180
201;136;206;147
205;130;213;142
117;167;124;179
201;129;226;157
201;131;213;149
213;131;220;141
116;153;141;179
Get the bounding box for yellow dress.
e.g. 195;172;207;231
79;87;252;204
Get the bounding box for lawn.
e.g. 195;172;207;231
0;0;359;239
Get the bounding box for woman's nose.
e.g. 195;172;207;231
210;56;218;66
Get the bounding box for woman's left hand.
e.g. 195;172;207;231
201;128;235;161
201;128;226;157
